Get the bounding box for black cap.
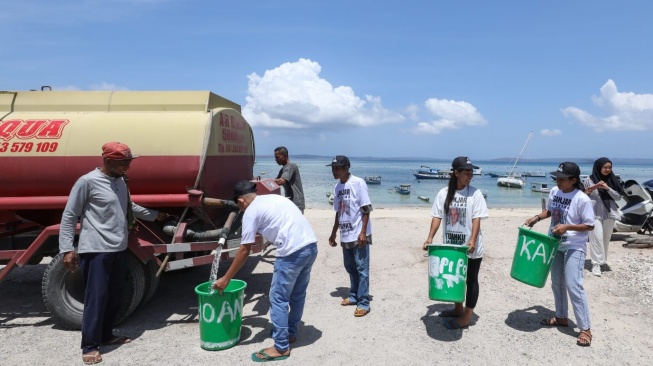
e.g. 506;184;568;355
233;180;257;201
326;155;350;168
451;156;479;171
550;162;581;178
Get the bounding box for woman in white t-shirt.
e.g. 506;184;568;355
422;156;488;330
525;162;595;347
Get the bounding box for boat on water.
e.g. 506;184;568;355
523;170;545;177
326;192;334;204
489;171;522;178
418;195;430;202
497;131;532;189
530;182;551;193
473;168;483;175
394;184;411;195
364;175;382;185
414;166;451;180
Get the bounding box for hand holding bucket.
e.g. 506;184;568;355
510;227;560;288
427;244;469;303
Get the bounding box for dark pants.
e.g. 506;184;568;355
465;258;482;309
79;250;128;353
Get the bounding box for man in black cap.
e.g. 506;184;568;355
213;180;318;362
327;155;373;317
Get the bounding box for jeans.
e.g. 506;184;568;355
550;249;591;330
342;242;370;311
269;243;318;352
589;218;614;266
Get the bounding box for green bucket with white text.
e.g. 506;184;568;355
510;227;560;288
194;280;247;351
427;244;468;303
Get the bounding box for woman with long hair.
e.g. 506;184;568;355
525;162;595;347
583;157;624;276
422;156;488;330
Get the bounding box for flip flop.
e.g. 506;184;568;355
100;335;132;346
444;318;469;330
438;309;462;318
251;349;290;362
354;308;370;317
340;298;356;306
82;350;102;365
540;317;568;327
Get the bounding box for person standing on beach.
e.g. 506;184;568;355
59;142;168;365
583;157;624;276
327;155;373;317
274;146;306;213
525;162;595;347
422;156;488;330
213;181;318;362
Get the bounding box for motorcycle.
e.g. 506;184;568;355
613;179;653;234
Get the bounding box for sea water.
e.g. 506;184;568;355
254;157;653;209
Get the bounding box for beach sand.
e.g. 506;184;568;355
1;208;652;365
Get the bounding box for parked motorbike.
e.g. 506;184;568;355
613;179;653;234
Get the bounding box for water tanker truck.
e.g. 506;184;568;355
0;89;279;329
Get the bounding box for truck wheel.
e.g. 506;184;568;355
42;252;146;330
141;259;160;305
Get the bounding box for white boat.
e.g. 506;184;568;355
326;192;334;204
523;170;545;177
473;168;483;175
530;182;551;193
497;131;532;189
418;195;430;202
394;184;411;195
413;166;450;180
498;176;525;188
364;175;382;185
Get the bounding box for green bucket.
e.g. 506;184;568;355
427;244;468;303
510;227;560;288
194;280;247;351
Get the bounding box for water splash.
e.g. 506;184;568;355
207;246;223;295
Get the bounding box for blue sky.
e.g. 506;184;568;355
2;0;652;160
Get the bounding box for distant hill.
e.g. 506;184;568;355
261;155;653;165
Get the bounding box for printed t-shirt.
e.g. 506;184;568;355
547;187;595;252
431;185;488;259
333;174;372;243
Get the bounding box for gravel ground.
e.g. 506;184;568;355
1;207;652;366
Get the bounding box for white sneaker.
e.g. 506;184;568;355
592;264;602;277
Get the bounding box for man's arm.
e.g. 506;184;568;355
59;178;89;271
213;243;252;293
329;212;339;247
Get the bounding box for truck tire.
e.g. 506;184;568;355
141;259;160;305
42;252;146;330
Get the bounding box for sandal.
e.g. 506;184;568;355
251;348;290;362
354;308;370;317
340;298;356;306
577;330;592;347
100;335;132;346
82;350;102;365
540;317;568;327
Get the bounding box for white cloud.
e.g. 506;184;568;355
562;79;653;132
413;98;487;134
541;129;561;136
242;58;405;129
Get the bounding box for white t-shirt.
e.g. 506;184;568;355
547;187;595;252
431;186;488;259
333;174;373;243
240;194;317;257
